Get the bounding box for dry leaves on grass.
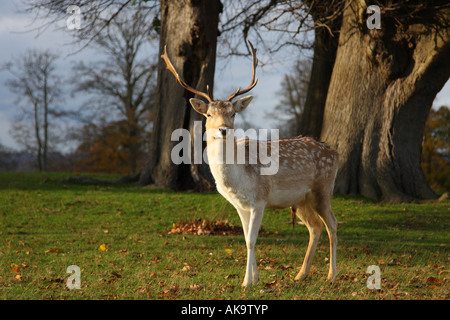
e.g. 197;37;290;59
10;263;23;273
168;219;243;236
159;285;180;298
45;247;63;254
103;271;122;285
426;276;444;290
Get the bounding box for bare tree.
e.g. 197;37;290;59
22;0;221;189
71;8;158;174
266;59;311;137
21;0;159;51
2;49;63;172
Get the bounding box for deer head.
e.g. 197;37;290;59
161;41;258;142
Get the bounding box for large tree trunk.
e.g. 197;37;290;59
299;24;339;139
321;1;450;202
139;0;221;190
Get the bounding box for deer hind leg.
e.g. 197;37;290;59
311;188;338;282
294;200;323;281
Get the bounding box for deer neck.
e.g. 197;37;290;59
206;137;238;168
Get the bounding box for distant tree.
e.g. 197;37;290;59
422;106;450;191
1;49;63;172
0;144;18;171
266;59;311;137
21;0;221;189
71;8;158;174
74;120;149;174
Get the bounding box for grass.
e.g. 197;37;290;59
0;171;448;300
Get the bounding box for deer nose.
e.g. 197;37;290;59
218;127;228;136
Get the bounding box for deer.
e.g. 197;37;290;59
161;41;339;287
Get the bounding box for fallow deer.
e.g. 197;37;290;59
162;41;339;287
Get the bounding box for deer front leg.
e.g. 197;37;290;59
242;206;264;287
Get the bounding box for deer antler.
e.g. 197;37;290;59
226;40;259;102
161;46;214;103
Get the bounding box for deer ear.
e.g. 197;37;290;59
233;95;253;113
189;98;208;115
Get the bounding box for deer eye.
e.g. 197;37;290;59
231;113;236;118
207;113;211;118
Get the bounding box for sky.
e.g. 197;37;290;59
0;0;449;152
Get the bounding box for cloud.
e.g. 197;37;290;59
0;16;32;35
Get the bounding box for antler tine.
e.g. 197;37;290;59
206;85;214;101
226;40;259;101
161;45;213;103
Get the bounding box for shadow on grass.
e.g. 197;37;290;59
0;171;170;194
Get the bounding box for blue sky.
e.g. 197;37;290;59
0;0;449;151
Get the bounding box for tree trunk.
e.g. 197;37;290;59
33;102;43;172
321;1;450;202
43;74;48;172
138;0;221;190
299;26;338;139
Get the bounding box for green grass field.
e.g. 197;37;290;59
0;172;448;300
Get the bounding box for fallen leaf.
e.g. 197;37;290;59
426;277;443;286
260;288;275;294
46;247;63;254
189;283;204;291
384;282;399;289
159;285;180;298
98;243;107;251
181;265;192;272
10;263;22;273
264;279;279;289
14;274;22;281
279;264;293;270
104;271;122;284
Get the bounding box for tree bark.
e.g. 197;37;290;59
299;26;339;139
321;1;450;202
138;0;221;190
33;101;43;172
43;73;48;172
